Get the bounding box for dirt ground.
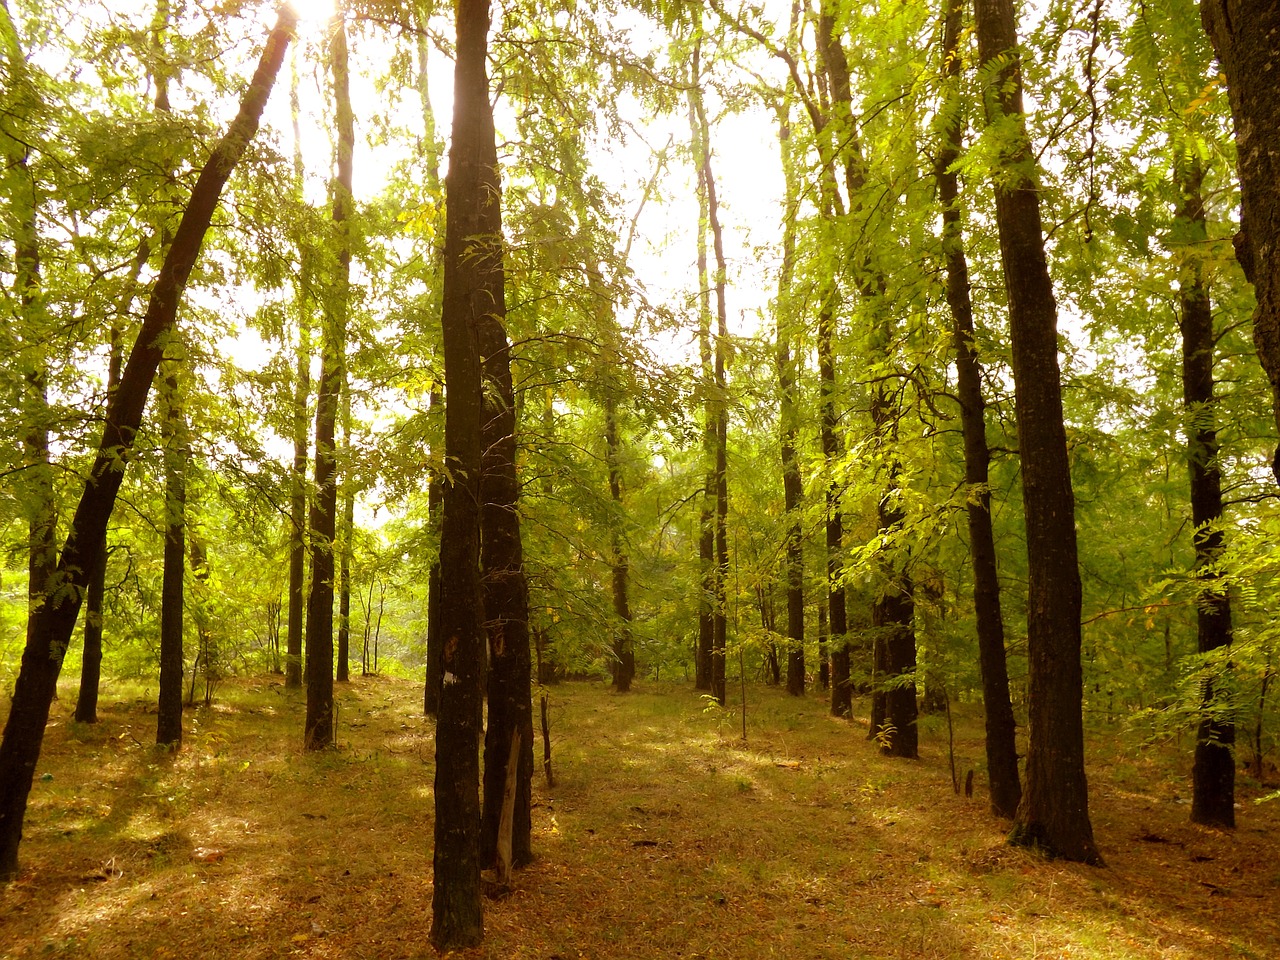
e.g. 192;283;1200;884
2;675;1278;959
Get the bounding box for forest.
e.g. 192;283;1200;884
2;0;1280;954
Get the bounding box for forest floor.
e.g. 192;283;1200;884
1;675;1279;960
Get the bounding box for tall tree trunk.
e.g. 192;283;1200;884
606;393;636;692
424;385;445;715
417;9;446;716
688;39;715;695
2;0;57;729
473;0;534;862
0;7;296;880
474;164;535;876
775;103;805;698
974;0;1100;864
76;317;125;721
285;53;311;691
305;9;353;751
1177;159;1236;828
690;33;730;707
818;3;916;749
431;0;493;946
936;0;1020;816
156;360;186;748
819;284;851;718
1201;0;1280;484
337;393;353;684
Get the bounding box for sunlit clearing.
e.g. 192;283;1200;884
288;0;336;23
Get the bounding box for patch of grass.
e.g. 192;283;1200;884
2;676;1280;959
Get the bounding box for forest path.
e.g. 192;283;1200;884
1;675;1277;959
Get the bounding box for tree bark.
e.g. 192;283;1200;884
0;6;296;880
1201;0;1280;484
687;38;715;696
424;384;444;715
1176;159;1236;828
285;52;311;692
430;0;493;946
974;0;1100;864
337;394;353;685
305;8;353;751
689;37;731;707
937;0;1020;816
417;10;446;716
156;360;186;748
606;394;636;692
775;105;806;698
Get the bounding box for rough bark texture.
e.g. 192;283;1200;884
285;58;311;692
0;7;295;880
76;324;123;722
424;386;444;715
693;70;731;709
937;0;1020;817
818;3;916;740
475;175;534;872
820;293;851;718
430;0;492;946
606;394;636;692
776;107;805;698
1201;0;1280;483
337;403;353;684
305;11;353;752
286;323;309;690
974;0;1100;865
156;364;186;749
688;39;716;696
1177;160;1236;829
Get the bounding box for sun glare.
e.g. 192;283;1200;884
288;0;337;24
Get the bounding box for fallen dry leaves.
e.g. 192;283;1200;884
1;675;1278;959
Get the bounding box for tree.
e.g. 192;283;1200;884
973;0;1101;864
1201;0;1280;485
688;20;731;707
0;5;297;879
304;7;355;751
1175;158;1236;828
156;356;187;748
935;0;1020;817
774;98;805;698
430;0;494;945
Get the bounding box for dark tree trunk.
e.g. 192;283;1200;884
820;291;851;718
690;56;731;708
818;2;917;745
286;52;310;691
1202;0;1280;484
415;11;447;717
818;605;830;691
606;394;636;692
425;386;445;715
974;0;1100;865
474;155;534;873
156;363;186;749
2;6;58;732
937;0;1020;816
76;323;123;722
304;10;353;751
0;7;295;880
75;547;107;724
687;42;715;696
337;402;353;685
286;320;309;690
430;0;493;946
1177;159;1236;828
